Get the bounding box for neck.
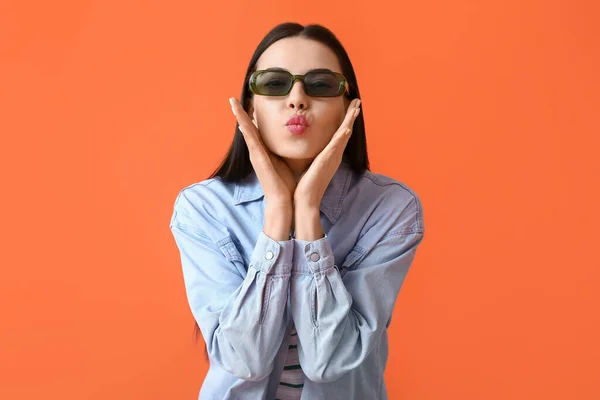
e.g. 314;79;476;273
283;158;314;182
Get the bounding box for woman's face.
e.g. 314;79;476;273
248;37;351;162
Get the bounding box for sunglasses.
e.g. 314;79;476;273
249;68;350;97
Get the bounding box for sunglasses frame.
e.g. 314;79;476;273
249;69;350;98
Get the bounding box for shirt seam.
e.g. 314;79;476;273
170;222;209;238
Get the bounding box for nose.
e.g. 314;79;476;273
287;80;308;110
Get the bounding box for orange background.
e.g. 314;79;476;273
1;0;599;399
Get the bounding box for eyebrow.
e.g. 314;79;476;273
264;67;336;74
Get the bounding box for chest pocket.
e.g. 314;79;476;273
216;236;248;278
339;248;368;279
339;229;382;275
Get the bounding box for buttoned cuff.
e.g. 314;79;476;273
292;234;335;274
250;231;294;275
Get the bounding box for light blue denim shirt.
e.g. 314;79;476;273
169;160;425;400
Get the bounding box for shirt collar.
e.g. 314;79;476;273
233;160;354;224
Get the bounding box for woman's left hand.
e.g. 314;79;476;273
294;98;361;209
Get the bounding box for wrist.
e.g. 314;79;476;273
293;195;320;211
264;202;293;241
293;206;323;241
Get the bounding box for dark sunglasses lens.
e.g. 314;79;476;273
304;72;343;97
254;71;291;95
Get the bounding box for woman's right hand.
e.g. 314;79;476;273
229;97;296;208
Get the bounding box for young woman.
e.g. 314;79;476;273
170;22;425;400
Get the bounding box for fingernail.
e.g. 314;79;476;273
229;98;234;107
356;99;361;107
354;107;360;117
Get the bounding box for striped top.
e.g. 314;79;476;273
275;325;305;400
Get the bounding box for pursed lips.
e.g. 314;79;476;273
286;115;309;126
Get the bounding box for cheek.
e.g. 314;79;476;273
329;101;347;126
321;104;346;132
253;102;278;128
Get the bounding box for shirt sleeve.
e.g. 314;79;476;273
289;198;425;383
170;208;294;381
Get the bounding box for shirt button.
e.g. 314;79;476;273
310;252;320;262
265;251;274;260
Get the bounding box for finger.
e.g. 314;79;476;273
341;98;361;132
328;98;361;145
322;98;361;156
229;97;264;152
312;127;351;174
229;97;281;192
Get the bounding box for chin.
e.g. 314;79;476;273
278;148;319;160
273;145;315;160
